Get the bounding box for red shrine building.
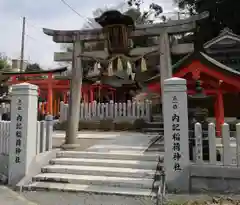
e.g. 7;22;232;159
147;28;240;135
1;67;117;116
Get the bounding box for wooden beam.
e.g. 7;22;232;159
54;43;194;62
43;12;208;42
171;43;194;55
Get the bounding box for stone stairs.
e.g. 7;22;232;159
23;113;166;197
142;113;165;153
24;150;164;197
142;114;164;133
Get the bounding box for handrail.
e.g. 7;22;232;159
156;156;166;205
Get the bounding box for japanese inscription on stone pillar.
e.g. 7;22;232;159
15;98;23;164
8;83;39;186
163;77;189;192
172;96;182;171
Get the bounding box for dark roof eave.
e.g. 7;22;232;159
144;51;240;83
204;28;240;48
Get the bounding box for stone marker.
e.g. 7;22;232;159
8;83;38;185
163;77;190;192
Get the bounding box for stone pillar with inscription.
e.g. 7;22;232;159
8;83;38;185
163;77;190;192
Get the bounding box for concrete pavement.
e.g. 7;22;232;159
0;186;37;205
22;191;155;205
0;185;155;205
3;185;240;205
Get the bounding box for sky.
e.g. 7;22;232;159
0;0;177;69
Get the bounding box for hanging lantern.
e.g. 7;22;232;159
117;57;123;71
108;61;114;76
95;10;134;56
94;62;101;73
131;73;136;80
93;62;98;72
140;58;147;72
126;61;132;75
97;62;101;69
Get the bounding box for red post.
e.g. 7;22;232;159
63;92;66;103
47;73;53;115
90;86;94;102
82;87;88;103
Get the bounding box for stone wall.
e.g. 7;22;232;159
190;165;240;193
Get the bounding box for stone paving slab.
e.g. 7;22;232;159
22;191;155;205
52;131;148;139
52;138;100;150
20;191;240;205
0;186;37;205
52;131;159;152
4;185;240;205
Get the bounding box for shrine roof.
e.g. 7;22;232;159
204;28;240;49
145;51;240;82
1;67;67;76
174;52;240;75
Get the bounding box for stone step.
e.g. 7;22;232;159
142;128;164;133
56;151;163;162
33;173;160;189
145;144;165;152
149;120;163;123
87;145;152;153
152;115;163;121
42;165;160;179
153;114;162;117
152;119;163;123
50;158;161;170
143;132;164;137
145;122;164;129
24;182;156;197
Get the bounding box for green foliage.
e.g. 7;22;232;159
175;0;240;48
0;53;10;70
127;0;163;24
25;63;42;72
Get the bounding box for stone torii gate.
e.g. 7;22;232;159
43;11;208;148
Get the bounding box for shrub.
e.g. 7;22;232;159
99;119;114;131
132;119;146;131
53;121;67;131
78;121;100;130
114;121;133;131
53;118;146;132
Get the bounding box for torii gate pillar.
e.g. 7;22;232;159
160;31;172;93
160;31;172;112
62;39;83;149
